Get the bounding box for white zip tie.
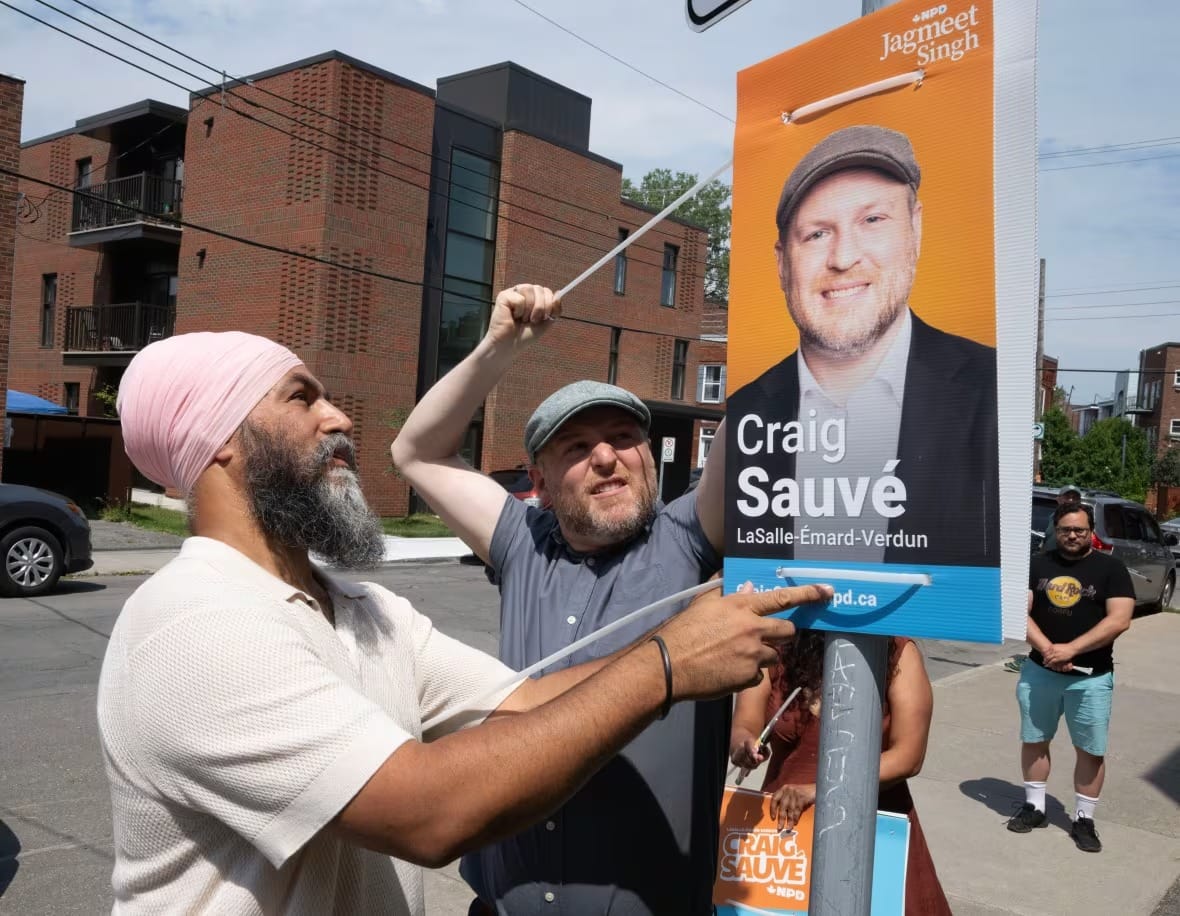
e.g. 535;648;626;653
781;69;925;124
421;578;723;734
775;566;932;587
556;158;733;300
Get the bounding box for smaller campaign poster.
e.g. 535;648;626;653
713;786;908;915
724;0;1037;642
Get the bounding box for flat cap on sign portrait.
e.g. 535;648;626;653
775;124;922;233
524;381;651;462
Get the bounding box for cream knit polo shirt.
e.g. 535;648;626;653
97;537;517;914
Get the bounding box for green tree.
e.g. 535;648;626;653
1072;418;1152;503
1039;405;1078;485
1152;445;1180;487
621;169;731;301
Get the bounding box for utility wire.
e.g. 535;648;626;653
1047;298;1180;312
5;1;720;285
59;0;727;261
1047;282;1180;298
1;165;704;342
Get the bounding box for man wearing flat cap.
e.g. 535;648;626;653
726;124;999;567
97;329;822;913
393;285;732;914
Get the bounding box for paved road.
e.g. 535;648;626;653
0;562;1173;914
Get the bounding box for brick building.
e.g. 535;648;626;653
0;75;24;479
1137;341;1180;456
11;53;721;515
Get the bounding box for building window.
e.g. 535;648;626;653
697;364;726;403
697;426;715;467
75;158;92;188
438;149;498;379
1171;418;1180;438
608;327;621;385
63;383;79;416
661;244;678;307
671;339;688;400
40;274;57;348
614;229;628;294
1174;369;1180;388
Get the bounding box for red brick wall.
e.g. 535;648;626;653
483;129;708;473
0;76;25;476
178;59;435;515
10;116;109;411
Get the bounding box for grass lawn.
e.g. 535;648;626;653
381;514;453;537
103;504;190;537
107;503;454;539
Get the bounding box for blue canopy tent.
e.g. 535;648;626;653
7;390;68;415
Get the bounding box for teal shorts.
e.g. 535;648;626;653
1015;662;1113;756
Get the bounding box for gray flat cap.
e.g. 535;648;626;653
775;124;921;234
525;381;650;461
1058;484;1082;498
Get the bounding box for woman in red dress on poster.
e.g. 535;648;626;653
730;633;952;916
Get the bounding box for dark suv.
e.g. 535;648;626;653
0;483;93;597
1032;487;1176;611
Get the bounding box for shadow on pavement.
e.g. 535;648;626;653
959;777;1073;832
0;819;20;896
51;579;107;595
1145;743;1180;807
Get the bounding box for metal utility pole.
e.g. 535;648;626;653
1034;259;1046;480
809;7;895;915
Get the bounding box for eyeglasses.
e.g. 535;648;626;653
1055;526;1090;538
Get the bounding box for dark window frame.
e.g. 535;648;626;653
614;229;628;295
63;382;80;416
661;244;679;307
671;339;688;400
40;273;57;349
608;327;621;385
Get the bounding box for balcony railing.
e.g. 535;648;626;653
64;302;175;352
71;173;183;234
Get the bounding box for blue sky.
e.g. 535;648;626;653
2;0;1176;404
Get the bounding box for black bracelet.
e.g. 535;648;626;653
650;635;673;720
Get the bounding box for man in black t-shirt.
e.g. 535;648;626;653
1006;501;1134;852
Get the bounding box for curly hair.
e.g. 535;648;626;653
777;630;904;720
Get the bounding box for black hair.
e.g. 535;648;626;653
1053;500;1094;529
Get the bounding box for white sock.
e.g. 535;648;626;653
1076;793;1099;822
1024;780;1047;812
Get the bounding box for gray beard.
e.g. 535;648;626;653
239;421;386;569
548;473;658;549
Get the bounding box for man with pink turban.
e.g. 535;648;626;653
95;328;823;914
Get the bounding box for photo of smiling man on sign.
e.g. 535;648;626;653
723;0;1036;644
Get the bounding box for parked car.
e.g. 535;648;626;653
1162;517;1180;564
488;467;545;509
1032;487;1176;612
0;483;93;597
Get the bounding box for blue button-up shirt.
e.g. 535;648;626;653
460;490;728;914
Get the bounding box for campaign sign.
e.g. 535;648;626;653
724;0;1037;642
713;786;908;915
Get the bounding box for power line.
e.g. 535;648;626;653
1;165;701;342
1046;298;1180;313
58;0;725;268
1047;282;1180;298
1045;311;1180;322
3;2;718;286
1040;150;1180;172
1038;135;1180;160
506;0;734;123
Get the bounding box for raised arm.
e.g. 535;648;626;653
391;284;560;562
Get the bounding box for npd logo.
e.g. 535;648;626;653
1045;576;1082;609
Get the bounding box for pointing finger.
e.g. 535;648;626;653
736;584;833;617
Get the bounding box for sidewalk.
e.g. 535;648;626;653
911;611;1180;915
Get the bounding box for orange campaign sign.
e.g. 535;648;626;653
722;0;1037;644
713;786;909;915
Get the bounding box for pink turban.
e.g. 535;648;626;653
118;331;304;496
